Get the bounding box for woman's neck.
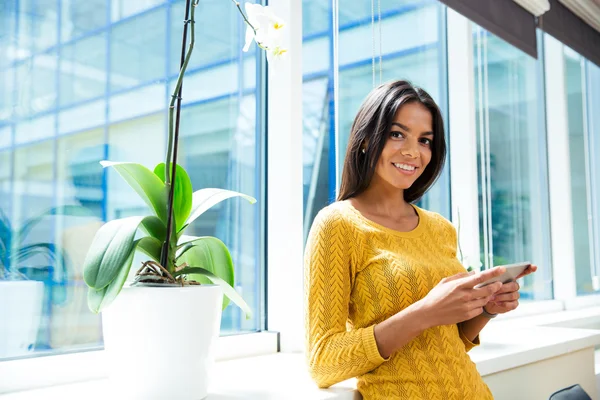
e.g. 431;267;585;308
354;182;415;219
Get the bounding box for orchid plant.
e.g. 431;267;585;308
82;1;285;317
234;0;288;62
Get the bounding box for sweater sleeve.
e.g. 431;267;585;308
304;209;388;389
458;323;480;352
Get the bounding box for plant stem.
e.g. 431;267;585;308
161;0;199;273
230;0;257;35
230;0;269;51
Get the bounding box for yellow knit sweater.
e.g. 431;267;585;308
304;201;493;400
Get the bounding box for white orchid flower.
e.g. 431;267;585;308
242;2;287;57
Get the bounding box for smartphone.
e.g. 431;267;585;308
474;262;531;289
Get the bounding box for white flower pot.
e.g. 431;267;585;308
101;285;223;400
0;280;44;359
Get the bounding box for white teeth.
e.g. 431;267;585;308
393;163;416;171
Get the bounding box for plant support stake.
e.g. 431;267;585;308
161;0;199;269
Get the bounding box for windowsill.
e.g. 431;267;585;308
3;310;600;400
0;331;279;394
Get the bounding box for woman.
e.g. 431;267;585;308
304;80;536;399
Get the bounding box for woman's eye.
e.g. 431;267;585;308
420;138;432;146
390;131;404;139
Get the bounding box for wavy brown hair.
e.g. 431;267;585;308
337;80;446;203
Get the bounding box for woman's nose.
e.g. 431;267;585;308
401;139;419;158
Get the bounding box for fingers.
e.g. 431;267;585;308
441;271;474;284
491;300;519;312
471;281;503;299
515;264;538;280
461;266;506;288
492;291;520;303
468;296;492;310
495;281;520;294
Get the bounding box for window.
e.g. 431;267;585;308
0;0;265;361
110;6;166;92
564;47;597;295
473;27;552;300
587;60;600;292
302;0;451;238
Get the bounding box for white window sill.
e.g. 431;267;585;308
3;311;600;400
0;331;279;394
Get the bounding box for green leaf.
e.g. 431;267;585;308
101;161;168;223
185;189;256;229
83;216;149;290
137;236;162;262
154;163;193;232
176;237;235;310
174;266;252;320
140;215;167;241
87;246;136;313
177;234;201;247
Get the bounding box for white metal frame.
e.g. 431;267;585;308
544;34;578;300
446;9;481;269
266;0;304;353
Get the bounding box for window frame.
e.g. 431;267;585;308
0;0;282;392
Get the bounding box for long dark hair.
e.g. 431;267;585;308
337;80;446;203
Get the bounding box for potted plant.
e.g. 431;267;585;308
0;206;85;358
81;1;286;398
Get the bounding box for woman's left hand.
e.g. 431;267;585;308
484;264;538;315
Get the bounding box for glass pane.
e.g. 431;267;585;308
1;0;265;361
339;0;424;25
303;0;329;38
302;0;331;237
169;0;241;76
337;0;450;217
110;7;166;92
60;33;108;107
111;0;164;22
588;61;600;288
474;28;552;300
14;52;58;118
54;130;105;351
16;0;59;55
9;142;55;355
0;68;15;121
177;96;261;333
0;2;18;63
564;48;594;295
302;78;330;238
61;0;109;42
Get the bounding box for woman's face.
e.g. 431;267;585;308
370;102;434;192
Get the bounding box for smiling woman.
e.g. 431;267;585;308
337;80;446;204
304;79;535;399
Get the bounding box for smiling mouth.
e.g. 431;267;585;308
392;162;418;173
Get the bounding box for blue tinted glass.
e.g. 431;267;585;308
0;0;265;361
110;6;167;92
474;28;552;300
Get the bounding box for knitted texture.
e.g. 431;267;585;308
304;201;493;400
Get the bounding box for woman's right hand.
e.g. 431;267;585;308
417;268;506;328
